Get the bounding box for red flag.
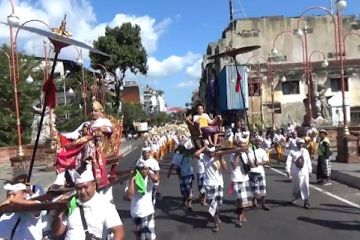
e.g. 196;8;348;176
235;71;242;92
42;77;56;108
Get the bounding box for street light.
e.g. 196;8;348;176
335;0;349;135
26;75;34;84
6;0;24;157
335;0;347;10
271;30;306;127
73;46;87;118
281;75;286;83
296;6;338;124
62;70;71;119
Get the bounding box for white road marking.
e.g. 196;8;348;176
270;167;360;209
122;146;138;157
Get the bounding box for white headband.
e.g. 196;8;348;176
4;183;27;193
73;164;94;185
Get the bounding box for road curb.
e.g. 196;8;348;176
311;162;360;190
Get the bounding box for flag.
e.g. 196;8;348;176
134;170;146;195
68;196;78;215
42;76;57;108
235;71;242;92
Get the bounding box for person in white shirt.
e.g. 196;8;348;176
138;147;161;205
286;138;312;209
126;159;159;240
52;163;124;240
167;140;194;210
230;137;256;228
0;182;44;240
286;131;298;151
194;144;227;232
249;136;270;211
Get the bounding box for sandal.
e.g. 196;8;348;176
212;223;220;232
235;220;243;228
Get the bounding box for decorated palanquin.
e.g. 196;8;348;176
54;114;123;187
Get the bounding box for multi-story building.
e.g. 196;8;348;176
122;81;141;104
141;85;167;115
201;15;360;127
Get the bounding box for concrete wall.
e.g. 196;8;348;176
202;15;360;127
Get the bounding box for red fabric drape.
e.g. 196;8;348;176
42;77;57;108
235;71;242;93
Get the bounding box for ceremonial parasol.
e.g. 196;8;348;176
208;45;261;130
207;45;261;59
1;15;110;183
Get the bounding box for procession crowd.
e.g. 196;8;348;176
0;102;333;240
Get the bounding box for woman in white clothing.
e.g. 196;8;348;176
286;138;312;209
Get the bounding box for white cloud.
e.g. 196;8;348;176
0;0;202;84
0;0;170;60
147;52;200;78
186;58;202;79
176;80;198;88
109;14;171;55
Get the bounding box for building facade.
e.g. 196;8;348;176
201;15;360;128
141;85;167;115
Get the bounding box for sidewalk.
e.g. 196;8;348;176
311;159;360;190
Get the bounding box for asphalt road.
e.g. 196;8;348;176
113;141;360;240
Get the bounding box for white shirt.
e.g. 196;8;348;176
286;148;312;176
0;211;43;240
199;153;224;186
261;138;272;150
64;192;122;240
231;152;252;182
126;176;155;218
250;148;269;175
197;157;206;174
286;137;297;151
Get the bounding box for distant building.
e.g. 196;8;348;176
201;15;360;127
122;81;141;104
141;85;167;115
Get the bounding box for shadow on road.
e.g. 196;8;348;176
298;216;360;231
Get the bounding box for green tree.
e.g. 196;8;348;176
151;112;171;127
122;102;146;128
89;23;148;114
0;44;42;146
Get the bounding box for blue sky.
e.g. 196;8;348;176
1;0;360;108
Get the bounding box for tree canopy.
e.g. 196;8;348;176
89;23;148;114
0;45;42;146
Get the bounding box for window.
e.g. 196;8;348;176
282;81;300;95
330;77;349;92
269;55;287;62
351;107;360;124
328;52;346;59
248;80;261;96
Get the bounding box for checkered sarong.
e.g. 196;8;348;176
322;158;331;177
233;181;253;208
197;173;206;194
134;214;156;240
249;172;267;197
317;157;331;179
205;185;223;206
180;174;194;198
